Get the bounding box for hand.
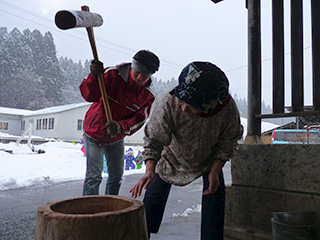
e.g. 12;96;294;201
90;60;104;77
130;160;156;198
105;121;121;136
203;170;220;195
203;160;224;195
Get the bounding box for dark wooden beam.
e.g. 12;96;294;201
257;110;320;119
272;0;285;113
210;0;224;3
291;0;304;112
247;0;261;136
311;0;320;111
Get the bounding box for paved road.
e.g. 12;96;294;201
0;173;205;240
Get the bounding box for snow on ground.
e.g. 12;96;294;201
170;204;202;218
0;139;145;191
0;118;278;191
0;140;232;192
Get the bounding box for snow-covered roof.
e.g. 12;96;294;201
240;117;279;137
0;102;90;117
0;107;33;116
25;102;90;116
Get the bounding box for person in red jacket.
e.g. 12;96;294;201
80;50;160;196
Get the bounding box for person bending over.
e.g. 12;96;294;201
131;61;243;239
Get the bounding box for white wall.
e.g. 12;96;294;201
0;113;23;136
23;113;60;139
0;104;147;144
57;105;89;141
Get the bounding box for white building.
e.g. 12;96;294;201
0;103;145;144
0;107;33;136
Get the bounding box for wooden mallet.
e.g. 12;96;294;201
55;6;112;122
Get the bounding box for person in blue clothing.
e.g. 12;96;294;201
125;148;136;170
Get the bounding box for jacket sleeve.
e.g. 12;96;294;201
80;67;115;102
117;96;154;136
142;94;175;162
79;73;102;102
208;99;243;162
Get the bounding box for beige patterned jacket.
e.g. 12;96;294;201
143;93;243;186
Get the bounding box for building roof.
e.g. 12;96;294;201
25;102;90;116
0;107;33;116
262;122;297;135
0;102;90;117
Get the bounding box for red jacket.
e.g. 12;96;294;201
80;63;155;145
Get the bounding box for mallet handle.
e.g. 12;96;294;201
81;5;112;123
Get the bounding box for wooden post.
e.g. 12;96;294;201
311;0;320;111
291;0;304;112
244;0;263;144
272;0;285;114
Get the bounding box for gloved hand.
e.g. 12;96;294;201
105;120;121;136
90;60;104;77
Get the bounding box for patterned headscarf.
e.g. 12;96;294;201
170;61;229;113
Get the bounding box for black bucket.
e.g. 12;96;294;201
271;211;317;240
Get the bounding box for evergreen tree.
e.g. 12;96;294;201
0;28;76;109
0;26;285;125
59;57;88;104
36;31;63;107
0;27;10;107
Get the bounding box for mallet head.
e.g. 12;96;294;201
55;9;103;30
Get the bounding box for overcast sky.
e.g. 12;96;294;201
0;0;314;106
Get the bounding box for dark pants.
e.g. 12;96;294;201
143;172;225;240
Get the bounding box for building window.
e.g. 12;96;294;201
0;121;8;130
42;118;48;130
48;118;54;130
21;120;25;131
36;119;42;130
77;119;84;131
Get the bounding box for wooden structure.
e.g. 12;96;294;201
34;195;148;240
224;1;320;239
245;0;320;143
225;144;320;239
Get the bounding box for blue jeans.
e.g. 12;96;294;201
143;172;225;240
82;135;124;196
